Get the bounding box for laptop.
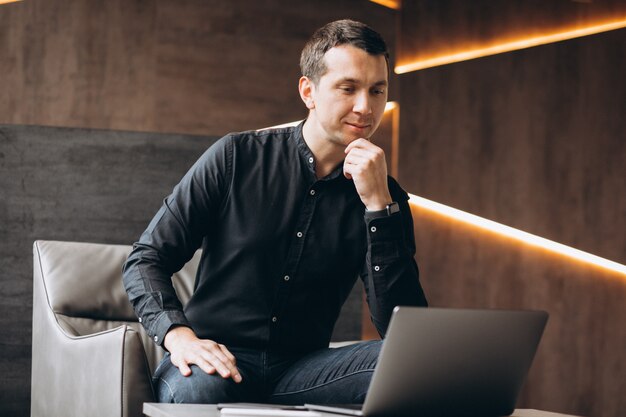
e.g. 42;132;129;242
306;306;548;417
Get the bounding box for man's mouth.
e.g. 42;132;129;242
346;122;371;129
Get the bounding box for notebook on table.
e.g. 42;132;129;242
306;306;548;417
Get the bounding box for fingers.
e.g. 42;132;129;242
218;344;242;383
196;350;223;375
345;140;386;169
219;343;237;364
342;138;391;210
343;146;386;180
344;137;376;154
177;361;192;377
345;149;378;165
197;344;240;381
343;138;386;181
344;152;379;172
169;339;242;382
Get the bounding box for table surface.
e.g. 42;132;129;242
143;403;583;417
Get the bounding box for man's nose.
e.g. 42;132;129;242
353;91;372;115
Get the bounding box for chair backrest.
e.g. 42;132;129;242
34;240;199;372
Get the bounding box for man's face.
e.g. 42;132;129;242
305;44;388;147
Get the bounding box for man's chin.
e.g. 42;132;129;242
327;131;373;148
343;132;372;144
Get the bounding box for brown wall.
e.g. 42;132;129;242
0;0;395;135
397;2;626;417
397;0;626;69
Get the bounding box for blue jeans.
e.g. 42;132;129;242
153;340;381;404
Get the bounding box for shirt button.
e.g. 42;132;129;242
308;157;314;164
310;189;316;196
284;275;290;281
153;335;158;342
272;316;278;323
374;265;381;272
138;317;142;323
370;226;377;232
296;232;303;238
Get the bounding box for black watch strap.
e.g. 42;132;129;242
366;201;399;217
385;201;400;216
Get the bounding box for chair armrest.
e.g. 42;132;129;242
32;322;153;417
32;245;154;417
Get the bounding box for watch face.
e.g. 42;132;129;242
387;202;400;215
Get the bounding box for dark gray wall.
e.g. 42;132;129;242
0;125;214;416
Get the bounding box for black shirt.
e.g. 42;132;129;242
122;122;427;353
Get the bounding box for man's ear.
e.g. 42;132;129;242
298;76;315;110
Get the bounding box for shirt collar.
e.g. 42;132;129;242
293;120;345;182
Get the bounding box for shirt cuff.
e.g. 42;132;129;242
149;310;191;347
364;209;404;242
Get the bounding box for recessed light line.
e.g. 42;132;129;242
395;19;626;73
409;194;626;276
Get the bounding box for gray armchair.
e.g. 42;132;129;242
31;240;199;417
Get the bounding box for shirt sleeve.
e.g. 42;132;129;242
360;178;428;338
122;135;233;346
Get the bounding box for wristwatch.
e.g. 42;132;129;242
384;201;400;216
367;201;400;216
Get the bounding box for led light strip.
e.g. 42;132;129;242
395;19;626;73
409;193;626;276
384;101;398;112
369;0;401;11
384;102;400;178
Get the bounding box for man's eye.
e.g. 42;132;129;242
372;89;386;95
340;86;354;93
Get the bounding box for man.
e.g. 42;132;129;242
123;19;427;405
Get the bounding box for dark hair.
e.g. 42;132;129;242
300;19;389;84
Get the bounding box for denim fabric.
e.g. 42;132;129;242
154;340;382;404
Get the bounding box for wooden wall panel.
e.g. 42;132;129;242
0;0;396;136
398;0;626;68
398;28;626;263
397;15;626;417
